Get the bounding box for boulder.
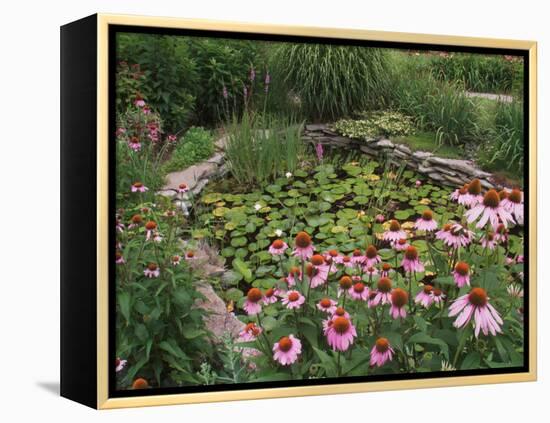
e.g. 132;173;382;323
374;138;395;149
412;151;433;161
305;123;328;132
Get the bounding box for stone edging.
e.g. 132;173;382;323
303;124;497;189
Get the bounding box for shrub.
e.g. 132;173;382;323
161;127;215;174
335;111;416;140
271;44;391;121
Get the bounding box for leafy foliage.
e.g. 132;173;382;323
161;127;215;174
335;111;416;140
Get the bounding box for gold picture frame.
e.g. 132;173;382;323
61;13;537;409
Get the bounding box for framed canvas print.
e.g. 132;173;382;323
60;13;537;409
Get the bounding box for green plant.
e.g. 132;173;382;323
117;33;198;133
334;111;416;140
224;113;304;187
161;127;215;174
272;44;391;121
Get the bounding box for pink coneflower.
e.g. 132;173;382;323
171;255;181;266
415;180;422;187
128;136;141;151
115;251;125;265
293;231;314;259
367;291;378;308
239;322;262;342
494;223;509;244
370;338;394;367
416;285;434;308
115;358;127;372
444;223;474;249
401;246;424;273
389;288;408;319
142;106;151;115
380;263;393;278
243;288;263;315
435;223;452;243
307;255;329;288
517;255;524;263
144;221;157;241
131;182;148;193
501;188;524;225
463;179;484;207
351;248;365;265
167;134;177;143
340;255;354;268
269;239;289;256
480;232;497;250
450;184;470;205
128;214;142;229
325;316;357;352
449;287;503;337
116;127;126;137
431;287;446;305
393;238;410;251
317;298;337;314
364;266;379;280
282;290;305;309
273;335;301;366
466;189;515;229
177;183;189;193
507;284;524;299
349;282;369;301
364;245;381;268
286;266;302;287
184;250;197;261
452;261;470;288
372;277;393;306
263;288;278;305
143;263;160;278
384;220;407;243
414;209;438;232
134;95;146;107
116;217;125;233
338;276;353;297
315;143;324;161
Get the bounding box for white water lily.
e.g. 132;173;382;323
285;172;293;178
275;229;283;237
254;203;262;211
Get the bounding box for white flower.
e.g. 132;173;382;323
254;203;262;211
275;229;283;237
285;172;293;178
507;284;524;298
441;360;456;371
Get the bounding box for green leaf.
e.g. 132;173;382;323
118;292;131;324
233;258;252;282
460;351;481;370
408;332;449;359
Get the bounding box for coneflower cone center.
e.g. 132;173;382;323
247;288;262;303
265;288;274;297
433;288;443;297
288;292;300;302
295;231;312;248
353;283;365;293
391;288;408;307
352;249;362;257
332;316;350;334
468;179;482;195
509;189;522;204
133;182;143;188
423;285;433;294
389;220;401;231
306;264;318;277
320;298;332;308
272;239;285;249
329;249;339;257
145;221;157;230
311;254;325;266
405;246;418;260
335;307;346;316
147;263;157;271
366;245;378;259
131;214;143;224
278;337;292;352
375;338;390;353
483;190;500;208
382;263;391;271
340;276;353;289
377;277;392;293
455;262;469;276
469;287;488;306
422;210;433;221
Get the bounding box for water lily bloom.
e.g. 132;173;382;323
273;335;302;366
143;263;160;278
380;262;393;278
325;316;357;351
501;188;524;224
132;378;149;389
351;248;365;265
293;231;315;259
390;288;408;319
128;136;141;151
449;287;503;337
115;251;125;265
393;238;410;252
243;288;263;315
431;287;446;305
415;285;434;308
253;203;262;211
239;322;262;342
349;282;369;301
372;277;393;306
282;290;305;309
466;189;515;229
115;358;127;372
269;239;289;256
317;298;337;314
178;183;189;193
401;246;424;273
144;221;157;241
383;220;407;243
480;232;497;250
285;172;292;179
364;245;381;268
286;266;302;287
275;229;283;237
171;255;181;266
131;182;148;193
453;261;471;288
263;288;278;305
415;209;438;232
370;337;394;367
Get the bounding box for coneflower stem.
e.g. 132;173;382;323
337;351;342;377
408;270;413;311
453;327;470;368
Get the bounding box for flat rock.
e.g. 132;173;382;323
427;157;477;175
374;139;394;149
412;150;433;161
207;153;225;165
442;174;465;186
215;135;228;151
395;144;412;155
163;161;218;191
392;149;411;160
195;283;244;342
305;123;328;132
418;165;436;174
359;145;378;156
